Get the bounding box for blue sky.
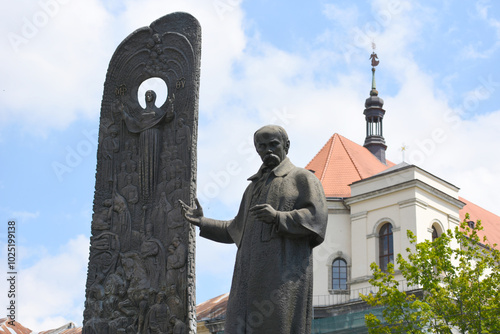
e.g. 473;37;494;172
1;0;499;331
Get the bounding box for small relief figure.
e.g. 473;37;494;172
136;290;149;334
108;315;131;334
111;99;124;126
121;90;175;199
175;117;191;162
151;192;171;237
122;175;139;217
122;150;133;169
166;200;185;230
102;125;120;188
122;175;139;205
92;203;112;231
124;138;138;158
144;292;171;334
122;140;132;164
87;272;106;316
89;232;120;280
170;315;187;334
140;224;166;290
83;313;107;334
169;148;186;181
129;160;140;186
165;285;184;321
103;273;125;318
166;235;186;290
168;178;187;205
130;138;138;156
110;191;132;249
166;245;176;286
163;95;177;147
160;148;171;171
121;252;149;293
118;298;136;317
117;162;128;191
157;169;169;195
164;169;178;196
172;235;187;267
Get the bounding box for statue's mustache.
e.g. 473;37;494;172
263;153;281;166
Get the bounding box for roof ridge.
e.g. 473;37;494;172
305;133;334;168
320;134;337;182
338;134;363;180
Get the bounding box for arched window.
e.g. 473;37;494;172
379;223;394;272
332;258;347;290
432;225;439;241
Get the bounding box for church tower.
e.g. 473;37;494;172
363;49;387;164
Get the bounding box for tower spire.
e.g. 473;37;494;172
363;44;387;164
369;42;379;96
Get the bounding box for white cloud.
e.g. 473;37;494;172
0;0;113;133
460;0;500;59
0;0;247;134
9;210;40;222
323;3;359;28
15;235;89;331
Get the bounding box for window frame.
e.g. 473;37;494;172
331;258;348;292
378;223;394;272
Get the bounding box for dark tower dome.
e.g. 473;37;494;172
363;51;387;164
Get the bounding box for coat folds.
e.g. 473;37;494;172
199;158;328;334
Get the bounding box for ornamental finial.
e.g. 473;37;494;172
370;42;379;67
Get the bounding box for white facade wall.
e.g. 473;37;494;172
313;200;350;296
313;165;464;300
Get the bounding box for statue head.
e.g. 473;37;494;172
254;125;290;168
145;90;157;105
156;291;167;304
172;235;181;247
104;275;118;295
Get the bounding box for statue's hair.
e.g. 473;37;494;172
254;125;290;152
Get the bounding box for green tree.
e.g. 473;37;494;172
361;216;500;333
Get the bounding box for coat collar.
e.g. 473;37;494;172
248;157;295;181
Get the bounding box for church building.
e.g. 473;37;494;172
197;53;500;334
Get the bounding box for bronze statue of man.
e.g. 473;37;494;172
180;125;328;333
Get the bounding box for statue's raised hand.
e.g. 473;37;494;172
178;198;204;227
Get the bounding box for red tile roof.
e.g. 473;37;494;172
0;319;82;334
305;133;394;197
460;197;500;248
196;292;229;320
306;133;500;248
39;324;81;334
0;319;32;334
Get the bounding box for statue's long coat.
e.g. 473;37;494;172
200;158;328;334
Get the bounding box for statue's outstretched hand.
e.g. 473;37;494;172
178;198;203;227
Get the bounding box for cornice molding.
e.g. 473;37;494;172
345;179;465;209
